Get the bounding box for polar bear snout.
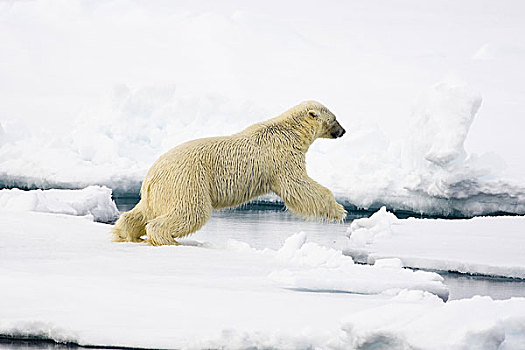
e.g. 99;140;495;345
330;121;346;138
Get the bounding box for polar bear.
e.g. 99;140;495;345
113;100;346;245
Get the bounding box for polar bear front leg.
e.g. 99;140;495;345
272;174;347;222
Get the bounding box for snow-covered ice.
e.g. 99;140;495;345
2;1;525;347
0;186;118;222
1;79;524;217
2;0;525;216
1;209;525;349
346;207;525;279
342;292;525;350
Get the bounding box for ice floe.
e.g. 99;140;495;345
346;207;525;278
1;210;524;349
0;186;118;222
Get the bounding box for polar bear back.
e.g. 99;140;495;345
141;133;280;213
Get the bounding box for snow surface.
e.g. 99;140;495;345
342;292;525;350
1;210;525;349
0;186;118;222
1;0;525;216
346;207;525;279
2;2;525;348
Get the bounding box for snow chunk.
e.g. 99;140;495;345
347;206;398;247
406;79;481;167
0;186;118;222
275;231;308;261
270;232;448;300
275;231;352;269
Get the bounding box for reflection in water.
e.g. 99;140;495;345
0;339;109;350
440;273;525;300
114;196;367;251
0;340;69;350
190;208;352;251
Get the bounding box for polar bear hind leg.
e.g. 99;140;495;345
112;203;148;242
145;199;212;246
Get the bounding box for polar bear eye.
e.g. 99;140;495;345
308;110;320;119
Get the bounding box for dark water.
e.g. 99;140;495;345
439;273;525;300
111;195;466;220
0;338;136;350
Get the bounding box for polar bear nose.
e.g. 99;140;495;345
330;125;346;138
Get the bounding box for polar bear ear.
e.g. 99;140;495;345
308;110;320;119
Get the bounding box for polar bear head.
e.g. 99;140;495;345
304;101;346;139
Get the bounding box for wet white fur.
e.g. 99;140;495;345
112;101;346;246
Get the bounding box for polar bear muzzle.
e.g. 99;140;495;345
330;121;346;138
